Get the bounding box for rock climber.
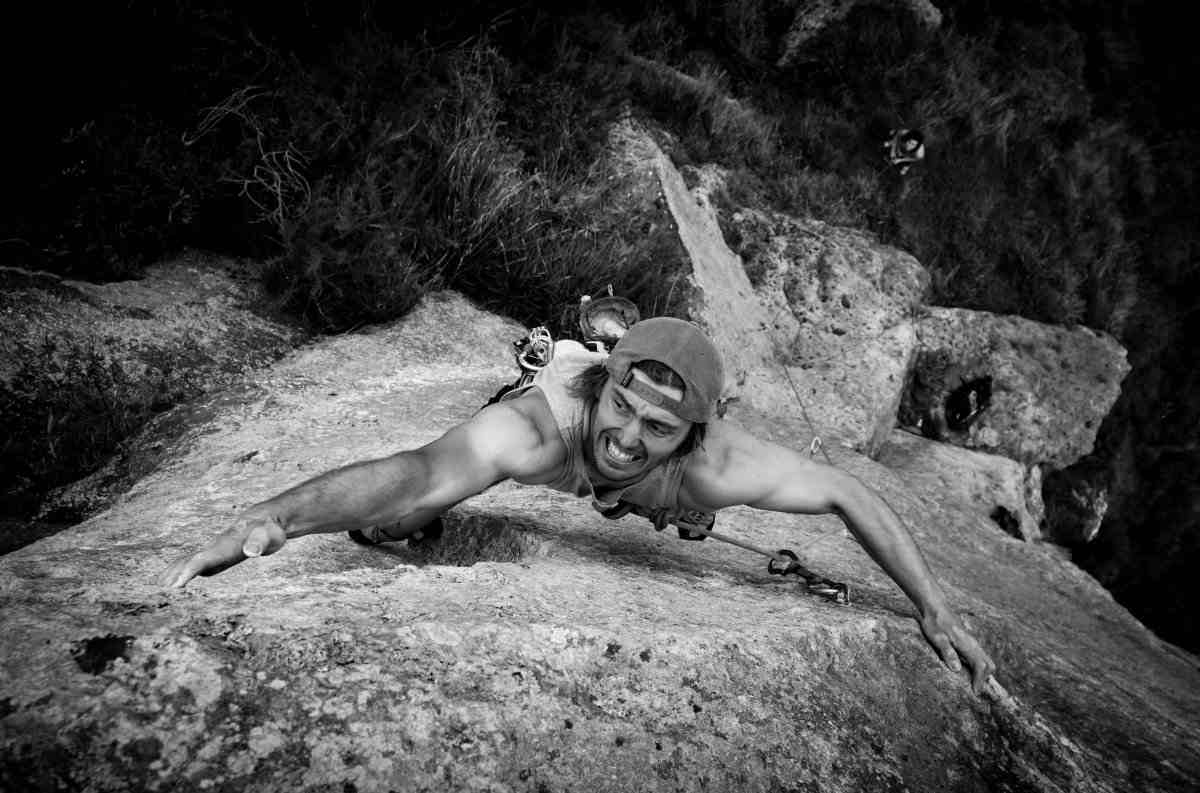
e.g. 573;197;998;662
160;316;996;693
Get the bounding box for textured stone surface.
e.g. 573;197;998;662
604;120;927;456
901;307;1130;468
2;292;1197;792
723;204;929;457
603;121;798;419
877;429;1045;542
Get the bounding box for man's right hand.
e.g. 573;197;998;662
159;509;286;589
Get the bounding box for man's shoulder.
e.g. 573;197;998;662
474;389;569;482
687;420;754;467
677;421;752;509
475;389;556;447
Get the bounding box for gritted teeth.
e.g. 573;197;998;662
605;437;640;464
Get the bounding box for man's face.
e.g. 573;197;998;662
588;368;692;483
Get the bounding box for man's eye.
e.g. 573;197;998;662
613;397;629;413
648;423;670;436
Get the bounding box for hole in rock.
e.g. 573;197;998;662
400;510;540;567
71;634;134;674
990;506;1022;539
945;376;992;431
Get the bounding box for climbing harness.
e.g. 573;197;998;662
484;325;557;407
487;290;641;408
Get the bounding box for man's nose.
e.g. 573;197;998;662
617;419;642;447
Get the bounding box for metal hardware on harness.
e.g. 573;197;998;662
673;509;714;541
514;326;554;374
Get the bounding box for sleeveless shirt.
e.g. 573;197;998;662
502;340;690;519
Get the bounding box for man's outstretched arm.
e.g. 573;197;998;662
689;428;996;693
160;402;548;588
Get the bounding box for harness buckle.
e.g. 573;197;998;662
514;326;554;374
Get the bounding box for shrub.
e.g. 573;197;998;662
624;54;778;166
704;5;1154;335
186;27;694;335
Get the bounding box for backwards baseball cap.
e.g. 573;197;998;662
604;317;725;422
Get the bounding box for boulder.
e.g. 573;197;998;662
877;429;1045;542
1042;466;1111;546
899;307;1130;469
722;203;929;457
2;292;1198;792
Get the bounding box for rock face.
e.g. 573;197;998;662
605;119;1123;542
603;120;802;421
900;307;1130;469
2;292;1198;793
607;120;928;456
877;429;1045;542
723;204;929;457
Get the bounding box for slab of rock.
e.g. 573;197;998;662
900;307;1130;468
2;292;1197;792
603;121;799;419
723;203;929;457
877;429;1045;542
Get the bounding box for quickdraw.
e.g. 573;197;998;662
689;526;850;605
766;549;850;604
608;500;849;604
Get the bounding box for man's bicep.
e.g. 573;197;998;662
712;437;846;515
414;404;542;508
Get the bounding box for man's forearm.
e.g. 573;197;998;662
249;452;429;538
835;480;949;615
